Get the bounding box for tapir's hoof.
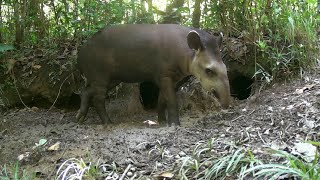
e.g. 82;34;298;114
105;116;113;124
76;112;86;123
169;122;181;127
103;123;110;129
168;120;181;127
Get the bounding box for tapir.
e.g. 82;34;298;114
76;24;230;126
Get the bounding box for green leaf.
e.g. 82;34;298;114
36;139;47;147
0;44;14;53
288;16;294;27
305;141;320;147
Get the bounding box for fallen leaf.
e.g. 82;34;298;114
143;120;158;126
295;84;315;94
263;128;270;135
32;64;42;70
304;120;315;129
292;143;317;162
31;106;39;112
17;152;31;161
286;105;294;110
157;171;174;179
48;142;61;151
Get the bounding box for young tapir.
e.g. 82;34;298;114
76;24;230;126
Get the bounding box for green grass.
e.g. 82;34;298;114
242;148;320;180
176;139;320;179
176;138;262;179
0;162;33;180
55;158;118;179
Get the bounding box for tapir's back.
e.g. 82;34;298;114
78;24;195;83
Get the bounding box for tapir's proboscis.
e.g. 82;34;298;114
76;24;230;126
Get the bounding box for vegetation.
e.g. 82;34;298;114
1;0;319;80
176;139;320;179
0;162;33;180
55;158;118;179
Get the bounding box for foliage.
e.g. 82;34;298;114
148;140;172;160
177;139;262;179
242;147;320;180
0;44;14;53
176;139;320;179
204;0;319;81
0;0;318;84
0;162;33;180
56;158;117;179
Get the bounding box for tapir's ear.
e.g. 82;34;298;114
217;32;223;48
187;30;204;51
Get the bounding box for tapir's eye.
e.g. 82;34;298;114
205;68;215;76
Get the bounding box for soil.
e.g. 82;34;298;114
0;69;320;179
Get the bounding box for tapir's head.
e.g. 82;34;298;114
187;30;230;108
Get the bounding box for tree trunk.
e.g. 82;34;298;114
192;0;202;28
140;0;146;13
162;0;185;24
0;0;3;43
146;0;152;13
29;0;46;42
62;0;70;38
130;0;136;23
14;0;24;47
137;0;146;23
50;0;60;26
73;0;79;38
38;1;46;40
217;0;227;30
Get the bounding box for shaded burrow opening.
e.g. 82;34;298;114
56;93;81;110
139;82;159;110
229;72;254;100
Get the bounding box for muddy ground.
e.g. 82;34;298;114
1;68;320;179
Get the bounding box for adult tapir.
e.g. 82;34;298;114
76;24;230;126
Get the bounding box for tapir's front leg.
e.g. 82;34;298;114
159;77;180;126
76;85;94;123
157;95;167;125
91;82;113;124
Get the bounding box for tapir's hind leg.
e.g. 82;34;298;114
158;77;180;126
90;82;111;124
76;85;94;123
92;81;121;124
157;95;167;125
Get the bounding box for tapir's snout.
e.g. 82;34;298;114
212;79;230;109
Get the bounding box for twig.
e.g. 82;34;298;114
245;131;251;141
14;78;29;109
257;131;266;144
248;109;256;115
129;173;137;180
119;164;132;180
231;110;255;122
231;115;244;122
47;74;72;112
